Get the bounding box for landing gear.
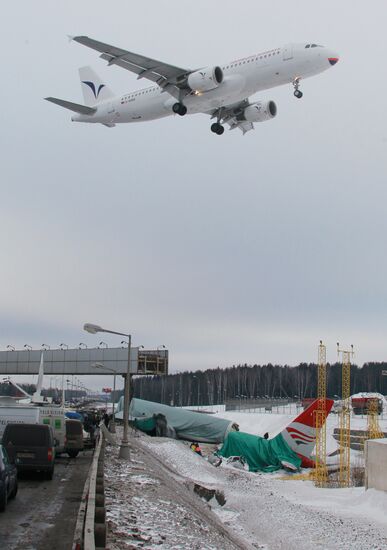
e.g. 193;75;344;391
172;102;187;116
292;77;303;99
211;122;224;135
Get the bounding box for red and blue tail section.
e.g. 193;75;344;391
280;399;334;468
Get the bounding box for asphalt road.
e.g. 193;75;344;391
0;450;93;550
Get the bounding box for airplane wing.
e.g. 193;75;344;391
210;100;255;135
72;36;191;100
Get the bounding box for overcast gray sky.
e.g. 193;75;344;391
1;0;387;391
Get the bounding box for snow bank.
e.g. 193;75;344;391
142;437;221;486
275;479;387;530
140;431;387;549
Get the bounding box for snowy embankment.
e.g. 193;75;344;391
138;406;387;549
105;406;387;549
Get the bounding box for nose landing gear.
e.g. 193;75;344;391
173;102;187;116
292;77;303;99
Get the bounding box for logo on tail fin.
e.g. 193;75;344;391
82;81;105;99
287;427;316;446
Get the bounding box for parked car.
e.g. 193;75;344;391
2;423;55;479
0;444;17;512
65;419;84;458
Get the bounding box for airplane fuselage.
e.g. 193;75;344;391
72;42;338;126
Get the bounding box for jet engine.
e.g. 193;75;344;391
241;101;277;122
187;66;223;92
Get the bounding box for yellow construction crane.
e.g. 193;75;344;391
337;343;354;488
314;341;328;487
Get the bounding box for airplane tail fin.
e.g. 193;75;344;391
79;66;114;106
280;398;334;468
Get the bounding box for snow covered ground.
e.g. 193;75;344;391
105;406;387;549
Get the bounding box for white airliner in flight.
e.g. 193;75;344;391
46;37;339;135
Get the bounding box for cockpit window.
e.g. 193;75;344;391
311;44;323;48
305;44;310;48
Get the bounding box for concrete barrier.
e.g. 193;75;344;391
72;425;119;549
72;470;91;550
72;432;106;550
365;439;387;492
100;423;118;446
333;428;387;451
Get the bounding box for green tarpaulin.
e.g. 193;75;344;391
116;398;233;443
134;416;156;433
218;431;302;473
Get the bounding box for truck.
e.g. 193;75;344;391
29;406;84;457
0;404;69;454
351;396;383;415
38;406;67;453
0;405;40;438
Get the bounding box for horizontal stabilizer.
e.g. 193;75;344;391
45;97;96;115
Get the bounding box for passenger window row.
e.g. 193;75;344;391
224;50;281;69
122;87;156;103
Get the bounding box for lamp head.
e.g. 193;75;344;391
84;323;103;334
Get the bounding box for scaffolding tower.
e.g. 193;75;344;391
337;343;354;488
314;341;328;487
367;398;384;441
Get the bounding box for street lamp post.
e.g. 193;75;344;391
84;323;132;459
93;362;118;433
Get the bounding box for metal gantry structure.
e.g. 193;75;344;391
337;343;354;488
367;398;384;441
314;341;328;487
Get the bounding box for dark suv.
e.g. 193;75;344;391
2;423;55;479
0;444;18;511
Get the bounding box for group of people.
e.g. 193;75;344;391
83;411;104;444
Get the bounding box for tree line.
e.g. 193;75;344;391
131;362;387;407
1;362;385;407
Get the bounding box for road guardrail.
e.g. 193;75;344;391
73;431;106;550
